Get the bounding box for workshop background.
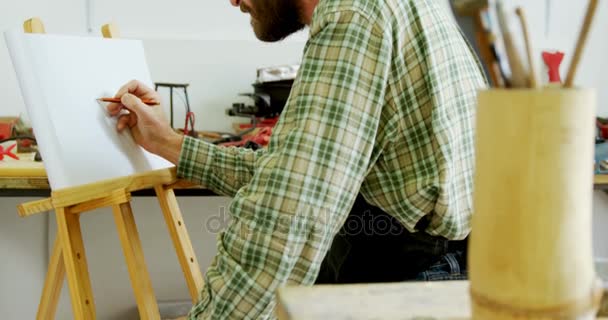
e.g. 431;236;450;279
1;0;607;319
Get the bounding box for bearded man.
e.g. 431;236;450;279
107;0;486;318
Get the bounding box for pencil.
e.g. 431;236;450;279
97;97;159;105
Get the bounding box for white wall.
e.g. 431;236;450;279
144;39;305;133
0;0;308;132
0;0;86;120
0;198;47;319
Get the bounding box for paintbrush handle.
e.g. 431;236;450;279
516;7;539;89
497;1;528;88
564;0;599;88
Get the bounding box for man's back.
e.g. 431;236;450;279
310;0;486;239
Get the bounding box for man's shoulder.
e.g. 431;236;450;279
312;0;430;31
312;0;385;25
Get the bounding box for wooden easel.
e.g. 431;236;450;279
18;17;203;320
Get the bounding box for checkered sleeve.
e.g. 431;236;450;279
178;136;265;197
188;9;392;319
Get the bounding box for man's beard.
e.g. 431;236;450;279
245;0;305;42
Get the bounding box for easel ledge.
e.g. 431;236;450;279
19;167;178;216
17;18;204;320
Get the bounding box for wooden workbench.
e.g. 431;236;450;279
0;153;216;197
276;281;608;320
3;153;608;196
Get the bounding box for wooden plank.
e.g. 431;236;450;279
0;176;49;189
277;281;608;320
51;167;177;208
55;208;96;319
163;180;199;190
276;281;471;320
23;17;45;33
112;201;160;320
0;154;47;189
18;187;132;216
70;189;130;214
18;197;53;217
5;156;602;193
155;186;204;303
0;157;46;177
36;237;65;320
101;23;120;38
595;174;608;187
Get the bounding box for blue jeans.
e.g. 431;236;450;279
315;194;468;284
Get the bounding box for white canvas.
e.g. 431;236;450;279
4;30;173;190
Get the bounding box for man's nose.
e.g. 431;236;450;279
230;0;241;7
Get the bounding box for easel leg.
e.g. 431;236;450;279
155;186;204;303
112;201;160;320
37;236;65;320
55;207;96;319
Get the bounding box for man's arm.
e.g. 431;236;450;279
108;81;265;197
178;137;265;196
189;9;392;319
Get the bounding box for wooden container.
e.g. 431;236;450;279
469;89;603;319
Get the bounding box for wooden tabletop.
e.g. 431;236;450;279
0;153;48;191
0;153;217;197
2;152;608;195
276;281;608;320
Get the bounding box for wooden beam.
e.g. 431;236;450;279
70;189;130;214
155;186;204;303
276;281;471;320
36;237;65;320
56;208;96;319
23;17;46;34
112;201;160;319
51;167;177;208
18;197;53;217
101;23;120;38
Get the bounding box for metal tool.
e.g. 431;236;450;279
183;111;196;137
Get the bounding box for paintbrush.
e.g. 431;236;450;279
515;7;539;89
496;0;528;88
564;0;600;88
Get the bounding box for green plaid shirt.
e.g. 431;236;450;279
179;0;486;318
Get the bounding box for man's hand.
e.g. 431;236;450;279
107;80;184;164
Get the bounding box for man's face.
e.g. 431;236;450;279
230;0;305;42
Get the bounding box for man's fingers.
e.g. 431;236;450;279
114;79;159;100
120;93;147;116
114;80;142;98
106;102;123;116
128;112;138;127
116;114;131;131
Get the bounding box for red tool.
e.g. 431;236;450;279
0;144;19;160
542;51;565;83
238;117;279;130
220;127;272;148
183;111;196;137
